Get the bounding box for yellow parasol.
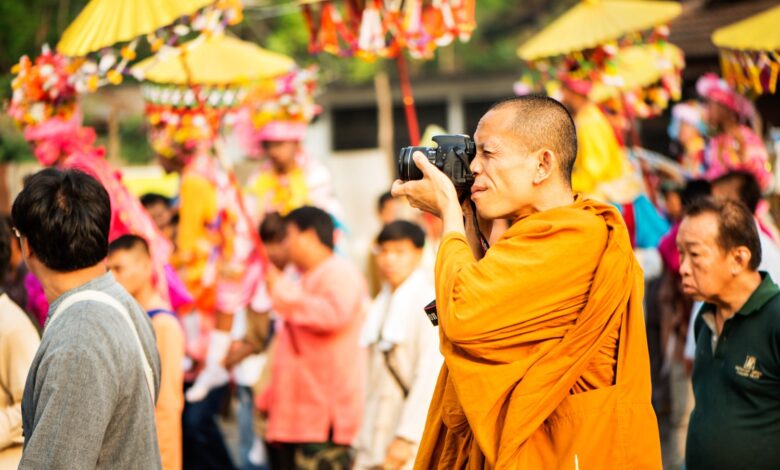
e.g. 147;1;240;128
590;43;684;101
57;0;215;57
711;5;780;94
517;0;682;61
712;5;780;52
134;35;295;86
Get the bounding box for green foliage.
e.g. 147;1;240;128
0;116;33;163
0;0;89;100
0;0;88;163
119;117;154;165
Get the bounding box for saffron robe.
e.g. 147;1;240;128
414;196;661;469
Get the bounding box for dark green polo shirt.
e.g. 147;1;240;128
686;273;780;470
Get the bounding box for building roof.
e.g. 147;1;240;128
670;0;779;58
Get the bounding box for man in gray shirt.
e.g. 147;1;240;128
13;168;162;469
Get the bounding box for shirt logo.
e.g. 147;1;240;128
735;355;763;379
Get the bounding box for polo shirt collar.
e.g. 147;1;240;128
700;272;780;318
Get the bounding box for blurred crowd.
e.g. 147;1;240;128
1;69;779;470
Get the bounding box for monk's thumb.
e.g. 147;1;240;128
413;152;436;177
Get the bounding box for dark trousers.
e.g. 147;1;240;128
183;383;236;470
267;439;352;470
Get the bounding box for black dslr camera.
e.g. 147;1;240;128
397;134;476;192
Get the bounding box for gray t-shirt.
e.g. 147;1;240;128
19;272;162;469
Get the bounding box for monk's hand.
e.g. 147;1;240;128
391;151;461;220
383;437;414;470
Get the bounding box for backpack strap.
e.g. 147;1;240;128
147;308;176;319
47;290;156;401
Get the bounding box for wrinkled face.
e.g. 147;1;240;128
375;239;422;289
107;248;151;298
470;108;539;220
263;140;299;172
677;213;734;301
145;202;172;231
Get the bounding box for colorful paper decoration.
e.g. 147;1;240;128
301;0;475;60
517;26;683;118
243;66;322;131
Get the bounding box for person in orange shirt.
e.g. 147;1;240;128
392;96;661;468
108;235;185;470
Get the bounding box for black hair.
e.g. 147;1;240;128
488;95;578;186
260;212;287;244
712;170;761;214
108;234;150;256
12;168;111;272
680;179;711;208
284;206;335;250
0;216;11;278
377;191;395;213
684;197;761;270
377;220;426;249
140;193;171;208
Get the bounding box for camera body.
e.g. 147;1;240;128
397;134;476;191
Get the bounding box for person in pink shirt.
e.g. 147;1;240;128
259;206;367;469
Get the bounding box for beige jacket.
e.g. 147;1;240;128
0;294;39;469
354;271;442;470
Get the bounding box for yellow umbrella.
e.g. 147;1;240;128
712;5;780;51
517;0;682;61
590;43;684;101
134;35;295;86
711;5;780;94
57;0;215;57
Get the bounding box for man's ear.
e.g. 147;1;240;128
533;149;555;185
20;237;34;260
730;245;754;273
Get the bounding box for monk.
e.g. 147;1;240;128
392;96;661;469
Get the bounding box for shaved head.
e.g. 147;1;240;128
488;96;578;186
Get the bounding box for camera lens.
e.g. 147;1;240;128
398;147;425;181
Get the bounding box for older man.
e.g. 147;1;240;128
677;198;780;470
392;96;661;468
14;169;161;469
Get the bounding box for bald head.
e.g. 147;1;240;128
488;96;578;187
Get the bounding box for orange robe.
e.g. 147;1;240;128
415;196;661;469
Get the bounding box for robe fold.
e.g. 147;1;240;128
415;196;661;469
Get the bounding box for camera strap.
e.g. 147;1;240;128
470;199;491;253
382;346;410;398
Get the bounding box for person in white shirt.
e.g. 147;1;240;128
355;221;442;470
0;217;39;470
